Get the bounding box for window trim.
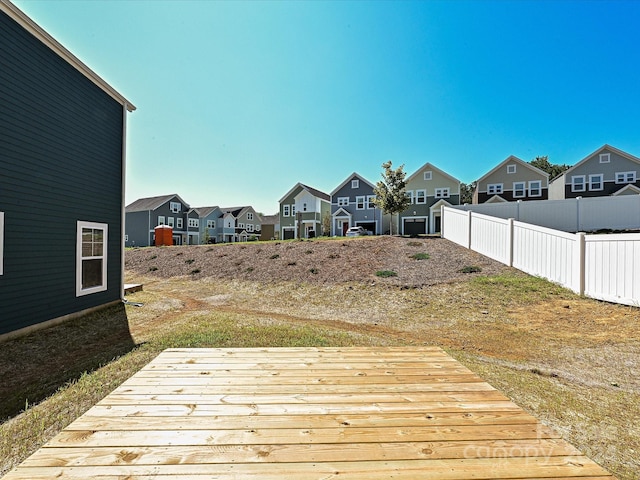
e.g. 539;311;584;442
170;201;181;213
176;218;183;229
247;212;254;221
507;164;517;174
207;220;216;229
616;171;636;184
76;221;108;297
351;179;359;189
291;204;296;216
157;215;165;226
528;180;542;197
435;187;450;199
167;217;174;227
283;205;290;217
589;174;603;191
571;175;586;192
337;197;349;207
355;195;365;210
188;218;199;228
599;153;610;164
487;183;503;195
405;190;414;204
513;181;526;198
424;171;432;181
367;195;376;209
415;189;427;204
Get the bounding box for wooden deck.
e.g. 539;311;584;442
4;347;616;479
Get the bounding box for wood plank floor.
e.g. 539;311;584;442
4;347;616;479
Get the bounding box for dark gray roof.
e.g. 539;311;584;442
300;184;330;201
125;194;189;213
193;206;219;218
260;214;280;225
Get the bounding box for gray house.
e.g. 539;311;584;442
330;173;388;236
473;156;549;204
125;194;196;247
0;1;135;339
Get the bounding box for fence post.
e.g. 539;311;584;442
574;232;586;295
467;210;472;249
508;218;514;267
440;205;444;238
576;197;582;232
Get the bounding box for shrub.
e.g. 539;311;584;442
410;253;430;260
376;270;397;278
407;242;422;247
305;250;313;254
148;266;158;272
270;254;280;260
309;268;319;274
246;267;254;273
288;261;297;266
190;268;201;275
185;259;195;264
460;265;482;273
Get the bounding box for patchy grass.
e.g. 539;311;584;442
375;270;398;277
460;265;482;273
410;252;430;260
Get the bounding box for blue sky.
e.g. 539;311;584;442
14;0;640;214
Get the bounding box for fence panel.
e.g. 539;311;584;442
579;196;640;232
518;200;579;232
584;234;640;306
512;222;580;293
441;207;469;248
470;213;511;264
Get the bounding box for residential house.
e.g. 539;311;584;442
259;214;280;241
279;183;331;239
549;144;640;199
400;163;461;235
0;1;135;339
125;194;194;247
219;206;262;242
330;173;388;236
193;206;222;244
473;156;549;204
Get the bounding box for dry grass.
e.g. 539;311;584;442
1;236;638;479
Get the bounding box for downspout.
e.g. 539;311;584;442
120;102;128;301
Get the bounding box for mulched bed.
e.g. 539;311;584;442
125;236;509;287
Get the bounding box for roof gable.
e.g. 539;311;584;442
560;144;640;177
406;162;460;184
279;183;330;203
477;155;549;183
125;194;189;213
330;172;376;196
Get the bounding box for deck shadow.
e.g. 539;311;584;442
0;303;136;420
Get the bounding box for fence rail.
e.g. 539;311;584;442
442;206;640;307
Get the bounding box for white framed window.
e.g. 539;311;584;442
0;212;4;276
238;222;245;229
599;153;610;163
188;218;199;228
529;180;542;197
207;220;215;229
226;219;233;228
435;187;450;199
424;171;432;181
616;171;636;184
170;201;181;213
589;174;603;191
76;221;107;297
337;197;349;207
283;205;290;217
291;204;296;216
247;224;254;232
356;196;365;209
256;224;261;231
351;179;359;189
157;216;165;226
507;164;517;174
571;175;586;192
513;182;526;198
176;218;183;229
415;190;426;204
487;184;503;195
405;191;414;203
303;203;308;212
167;217;174;227
367;195;376;209
247;212;254;220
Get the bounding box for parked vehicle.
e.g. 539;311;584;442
345;226;367;237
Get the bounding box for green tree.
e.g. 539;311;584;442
529;156;570;180
460;181;477;204
373;161;411;235
322;212;331;236
202;228;210;245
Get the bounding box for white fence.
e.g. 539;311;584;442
454;195;640;233
442;206;640;307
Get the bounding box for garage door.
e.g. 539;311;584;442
403;218;427;236
283;229;295;240
358;222;375;235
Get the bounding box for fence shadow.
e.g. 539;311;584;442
0;303;136;421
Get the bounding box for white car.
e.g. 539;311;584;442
345;226;367;237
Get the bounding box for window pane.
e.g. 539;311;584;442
82;259;103;289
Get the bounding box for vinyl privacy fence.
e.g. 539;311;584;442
442;206;640;307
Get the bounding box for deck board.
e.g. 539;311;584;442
3;347;616;479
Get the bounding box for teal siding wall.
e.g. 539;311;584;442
0;10;125;335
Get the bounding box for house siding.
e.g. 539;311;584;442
330;175;379;235
0;10;124;335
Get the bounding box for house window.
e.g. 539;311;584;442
247;224;254;232
170;202;181;213
207;220;215;229
303;203;307;212
616;171;636;184
424;171;432;181
599;153;610;163
507;164;517;174
76;221;107;296
247;212;254;221
356;196;365;209
291;204;296;216
571;175;586;192
0;212;4;275
415;190;426;204
167;217;174;227
513;182;526;198
176;218;183;229
188;218;199;228
435;188;450;199
529;180;542;197
487;184;503;195
124;234;128;242
337;197;349;206
405;191;414;203
238;223;245;229
283;205;290;217
589;174;603;191
351;179;359;189
157;216;165;226
367;195;376;209
256;224;261;231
